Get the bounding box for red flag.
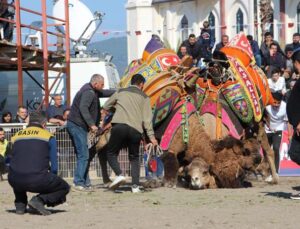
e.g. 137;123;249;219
288;22;294;28
135;31;141;35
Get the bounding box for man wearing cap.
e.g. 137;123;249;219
8;112;70;215
287;49;300;199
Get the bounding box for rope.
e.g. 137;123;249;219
145;143;164;165
181;96;190;145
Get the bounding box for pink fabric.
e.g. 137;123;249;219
160;101;196;150
200;101;241;139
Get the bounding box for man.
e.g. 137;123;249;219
260;32;284;61
177;45;188;59
13;106;28;123
0;127;10;180
247;35;261;67
102;74;158;193
287;49;300;199
177;34;201;65
0;0;14;41
214;34;229;53
8;112;70;215
267;68;286;95
198;21;215;60
67;74;114;191
285;33;300;53
265;92;288;173
47;94;67;126
264;43;286;78
284;80;296;103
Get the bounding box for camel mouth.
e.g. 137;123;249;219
189;184;205;190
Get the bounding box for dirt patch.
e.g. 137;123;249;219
1;177;300;229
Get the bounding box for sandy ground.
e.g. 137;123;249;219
1;177;300;229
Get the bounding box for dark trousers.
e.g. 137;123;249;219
267;131;283;173
0;155;7;175
8;173;70;207
105;124;142;185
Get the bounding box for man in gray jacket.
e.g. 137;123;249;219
67;74;114;191
102;74;158;193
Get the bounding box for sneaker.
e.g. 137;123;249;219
15;203;26;215
131;184;142;193
103;181;112;188
290;193;300;200
28;196;51;216
108;175;126;190
72;185;93;192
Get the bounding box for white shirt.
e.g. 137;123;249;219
268;76;286;94
265;101;288;133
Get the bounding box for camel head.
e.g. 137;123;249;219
185;157;216;190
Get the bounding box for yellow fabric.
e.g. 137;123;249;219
11;126;53;144
0;139;8;157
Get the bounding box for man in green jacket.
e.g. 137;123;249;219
102;74;158;193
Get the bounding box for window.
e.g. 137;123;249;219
181;15;189;41
236;8;244;33
208;12;215;40
298;3;300;33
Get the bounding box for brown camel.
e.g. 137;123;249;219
200;113;278;184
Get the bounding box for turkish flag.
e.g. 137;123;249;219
157;54;180;70
288;22;294;28
135;31;142;35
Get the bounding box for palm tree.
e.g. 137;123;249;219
259;0;274;35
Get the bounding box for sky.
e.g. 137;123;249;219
19;0;127;42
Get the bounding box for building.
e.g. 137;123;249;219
126;0;300;62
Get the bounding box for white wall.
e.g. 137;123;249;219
126;0;300;59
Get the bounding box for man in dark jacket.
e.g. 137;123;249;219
285;33;300;53
247;35;261;67
198;21;215;60
67;74;114;191
287;49;300;200
214;34;229;53
177;34;201;65
8;112;70;215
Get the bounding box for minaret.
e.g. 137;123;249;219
126;0;153;63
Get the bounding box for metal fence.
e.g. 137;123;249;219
0;123;146;179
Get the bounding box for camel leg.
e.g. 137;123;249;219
98;150;112;184
257;122;279;184
161;152;179;188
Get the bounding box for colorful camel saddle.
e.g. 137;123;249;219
217;33;273;124
120;35;192;126
160;99;197;150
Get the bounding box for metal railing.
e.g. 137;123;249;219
0;123;146;179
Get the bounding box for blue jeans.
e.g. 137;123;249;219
67;121;90;187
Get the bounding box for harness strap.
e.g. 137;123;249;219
181;97;190;145
216;96;223;140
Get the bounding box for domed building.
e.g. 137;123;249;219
126;0;300;62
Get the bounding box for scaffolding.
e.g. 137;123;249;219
0;0;71;108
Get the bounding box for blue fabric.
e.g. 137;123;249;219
144;154;164;179
67;121;90;187
49;137;58;175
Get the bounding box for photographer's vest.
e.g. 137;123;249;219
0;139;8;157
10;126;53;176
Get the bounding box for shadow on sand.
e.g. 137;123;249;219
6;208;66;215
262;191;292;199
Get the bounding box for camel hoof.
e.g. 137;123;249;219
264;174;279;184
